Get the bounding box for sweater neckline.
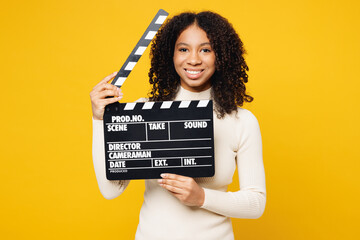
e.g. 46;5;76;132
174;85;212;101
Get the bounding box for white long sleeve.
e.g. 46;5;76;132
200;109;266;218
91;98;148;199
92;118;130;199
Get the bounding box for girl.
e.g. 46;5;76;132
90;11;266;240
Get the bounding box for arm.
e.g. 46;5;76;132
92;118;130;200
200;110;266;219
90;72;130;199
158;110;266;218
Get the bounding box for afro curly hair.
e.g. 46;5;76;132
148;11;253;118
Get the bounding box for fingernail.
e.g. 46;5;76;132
157;179;162;183
117;89;121;96
160;174;166;178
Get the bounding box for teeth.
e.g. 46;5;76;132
186;70;202;74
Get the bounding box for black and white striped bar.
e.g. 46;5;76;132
111;9;169;88
103;100;215;180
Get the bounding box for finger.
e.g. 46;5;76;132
158;178;184;189
100;71;118;84
100;96;123;106
159;182;184;194
94;71;118;88
101;83;120;91
104;83;121;92
161;173;188;182
93;82;120;94
97;89;123;99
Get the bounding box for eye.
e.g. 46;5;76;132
179;48;188;52
201;48;211;53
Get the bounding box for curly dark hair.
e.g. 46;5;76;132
148;11;253;118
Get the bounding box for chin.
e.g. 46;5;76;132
182;80;210;91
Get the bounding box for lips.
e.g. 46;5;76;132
184;68;204;79
186;70;202;74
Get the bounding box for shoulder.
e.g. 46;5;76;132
232;108;262;137
219;108;261;136
234;108;262;148
217;108;260;128
235;108;260;126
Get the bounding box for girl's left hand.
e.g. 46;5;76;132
158;173;205;207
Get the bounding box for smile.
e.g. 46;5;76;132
184;69;204;79
185;69;203;74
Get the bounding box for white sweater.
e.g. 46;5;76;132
92;86;266;240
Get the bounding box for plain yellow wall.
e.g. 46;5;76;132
1;0;359;239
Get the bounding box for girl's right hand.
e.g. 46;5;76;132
90;71;123;120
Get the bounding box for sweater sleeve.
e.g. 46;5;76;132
200;110;266;219
91;98;147;199
92;117;130;199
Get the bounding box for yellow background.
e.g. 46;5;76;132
1;0;359;239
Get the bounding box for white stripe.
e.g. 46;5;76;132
155;15;167;24
197;100;209;107
107;138;212;143
108;147;211;152
124;102;136;110
114;77;126;86
142;102;154;109
179;101;191;108
134;46;147;55
106;119;211;124
125;61;137;71
145;31;157;40
168;122;170;140
109;165;212;170
108;155;211;160
145;121;148;140
160;101;172;109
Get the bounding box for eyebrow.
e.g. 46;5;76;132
176;42;211;47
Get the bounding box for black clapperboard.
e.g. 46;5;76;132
103;100;215;180
102;9;215;179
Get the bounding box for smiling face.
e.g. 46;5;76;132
173;24;216;92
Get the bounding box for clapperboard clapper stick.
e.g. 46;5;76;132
103;9;215;180
111;9;169;88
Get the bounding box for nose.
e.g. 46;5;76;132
187;51;201;65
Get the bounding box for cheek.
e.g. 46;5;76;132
173;55;179;68
173;53;184;66
209;58;216;76
211;55;216;66
173;55;182;75
207;54;216;68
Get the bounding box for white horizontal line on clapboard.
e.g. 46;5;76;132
105;119;212;125
122;100;210;110
107;138;212;144
109;165;212;170
108;147;212;152
107;155;212;161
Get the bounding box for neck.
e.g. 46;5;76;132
174;85;212;101
180;82;212;93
